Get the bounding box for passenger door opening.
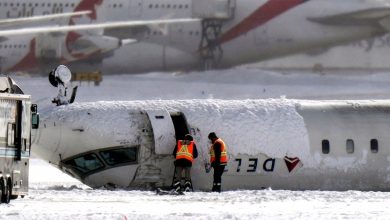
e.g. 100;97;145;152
145;110;190;155
170;112;190;142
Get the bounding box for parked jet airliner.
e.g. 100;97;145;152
1;0;390;74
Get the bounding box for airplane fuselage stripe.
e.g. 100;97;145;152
219;0;309;45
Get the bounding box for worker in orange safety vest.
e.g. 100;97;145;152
208;132;228;193
172;134;198;192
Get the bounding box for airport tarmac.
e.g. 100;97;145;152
3;67;390;219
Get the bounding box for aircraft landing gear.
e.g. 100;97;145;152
199;19;224;70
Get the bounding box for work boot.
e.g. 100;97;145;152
215;183;221;193
184;180;193;192
172;181;181;193
212;183;217;192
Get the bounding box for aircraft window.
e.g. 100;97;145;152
35;3;38;7
28;3;32;7
100;147;138;166
64;153;104;174
41;3;44;7
47;3;51;7
119;4;123;8
4;45;7;49
155;4;158;8
322;139;330;154
0;45;2;49
71;3;75;7
65;3;69;7
346;139;354;154
4;3;7;7
173;5;176;9
162;4;165;8
185;4;189;9
59;3;63;7
54;3;57;7
17;3;20;7
371;139;378;153
167;4;171;8
179;5;182;9
10;3;13;7
149;4;153;8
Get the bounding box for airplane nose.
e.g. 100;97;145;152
31;103;145;188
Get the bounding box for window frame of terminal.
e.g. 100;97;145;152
62;146;139;177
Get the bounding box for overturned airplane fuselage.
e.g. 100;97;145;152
31;99;390;191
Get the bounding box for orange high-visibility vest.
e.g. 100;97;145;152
176;140;194;162
210;138;228;165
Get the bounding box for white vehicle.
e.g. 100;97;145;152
0;76;39;203
1;0;390;73
31;97;390;191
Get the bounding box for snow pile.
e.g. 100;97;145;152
29;158;84;189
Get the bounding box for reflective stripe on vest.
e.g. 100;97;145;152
176;140;194;163
210;138;228;164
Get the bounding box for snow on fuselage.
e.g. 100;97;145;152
31;99;390;191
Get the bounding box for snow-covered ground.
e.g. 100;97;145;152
8;159;390;220
3;67;390;219
3;158;390;219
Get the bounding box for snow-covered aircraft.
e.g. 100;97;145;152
32;99;390;191
2;0;390;73
31;67;390;191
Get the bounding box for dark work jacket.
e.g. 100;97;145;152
211;141;222;167
173;142;198;167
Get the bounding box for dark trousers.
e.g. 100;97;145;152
172;166;193;192
212;165;225;192
174;166;191;182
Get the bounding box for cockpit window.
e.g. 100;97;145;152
64;153;104;174
100;147;138;166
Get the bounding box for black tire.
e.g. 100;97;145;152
0;177;5;204
5;178;12;203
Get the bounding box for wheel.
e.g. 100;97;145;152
0;177;11;204
5;178;12;203
0;177;4;204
